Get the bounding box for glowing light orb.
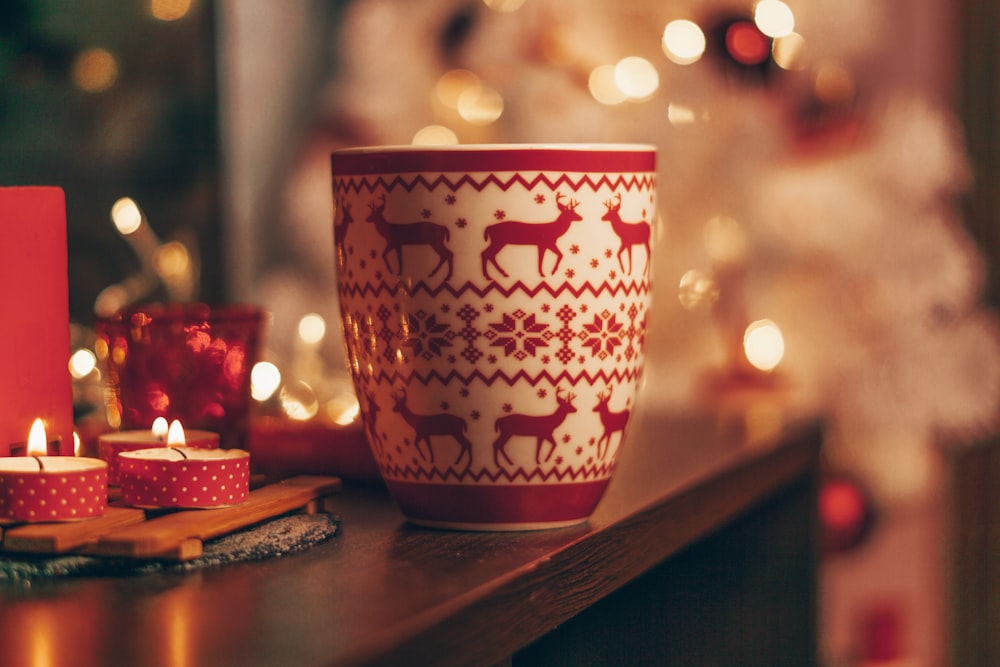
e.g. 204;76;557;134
250;361;282;402
743;319;785;372
662;20;706;65
754;0;795;38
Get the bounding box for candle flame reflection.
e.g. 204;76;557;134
167;420;186;446
27;419;47;456
152;417;169;440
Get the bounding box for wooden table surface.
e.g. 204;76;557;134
0;407;821;667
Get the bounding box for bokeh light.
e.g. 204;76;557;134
250;361;282;402
615;56;659;100
754;0;795;38
457;84;504;125
72;48;118;92
111;197;143;235
68;348;98;379
298;313;327;344
435;69;481;109
726;21;771;66
150;0;192;21
743;319;785;372
773;32;807;71
413;125;459;145
280;381;319;421
589;64;628;105
662;19;706;65
482;0;526;11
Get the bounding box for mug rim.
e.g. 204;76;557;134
332;142;657;155
332;143;656;175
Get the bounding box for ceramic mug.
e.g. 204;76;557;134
332;144;655;530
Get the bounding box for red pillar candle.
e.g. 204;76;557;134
118;447;250;508
0;187;74;456
0;420;107;522
98;418;220;485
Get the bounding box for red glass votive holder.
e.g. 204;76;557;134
95;303;266;450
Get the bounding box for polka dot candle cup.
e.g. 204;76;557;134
118;447;251;509
0;457;108;522
332;144;656;530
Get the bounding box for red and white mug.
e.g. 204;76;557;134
332;144;656;530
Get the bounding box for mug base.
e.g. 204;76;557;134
384;478;611;531
405;516;589;532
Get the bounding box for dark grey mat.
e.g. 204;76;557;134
0;513;340;582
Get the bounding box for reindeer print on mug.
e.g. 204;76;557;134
481;192;582;279
366;193;455;280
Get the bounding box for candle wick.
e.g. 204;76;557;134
176;448;190;460
33;456;45;472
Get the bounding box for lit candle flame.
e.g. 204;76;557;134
152;417;169;441
27;419;48;456
74;431;82;456
167;420;186;446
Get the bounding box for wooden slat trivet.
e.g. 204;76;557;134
92;475;342;561
1;507;146;554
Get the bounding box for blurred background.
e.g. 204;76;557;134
2;1;998;664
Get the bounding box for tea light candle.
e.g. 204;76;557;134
0;419;107;522
118;447;250;509
0;187;75;455
98;418;220;485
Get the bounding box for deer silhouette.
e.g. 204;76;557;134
333;200;354;244
361;388;384;458
600;193;651;275
391;388;472;468
593;386;631;460
492;387;577;466
367;194;454;280
481;192;582;279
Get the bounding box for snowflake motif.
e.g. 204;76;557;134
501;403;513;413
565;269;575;279
440;401;449;410
609;270;618;280
459;387;469;397
400;313;452;359
541;304;550;313
494;209;506;220
555;456;564;465
488;311;550;357
562;434;571;443
580;311;624;359
445;194;457;205
455;218;468;229
421;209;432;219
604;249;613;259
536;388;548;399
534;194;546;204
488;354;498;363
570;244;580;254
576;446;584;456
590;259;599;269
369;249;377;260
471;410;481;420
580;304;589;313
541;355;550;364
484;303;495;313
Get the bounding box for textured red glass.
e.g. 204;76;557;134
96;303;265;449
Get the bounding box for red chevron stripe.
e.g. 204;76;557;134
338;279;651;299
362;366;645;389
333;172;655;195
